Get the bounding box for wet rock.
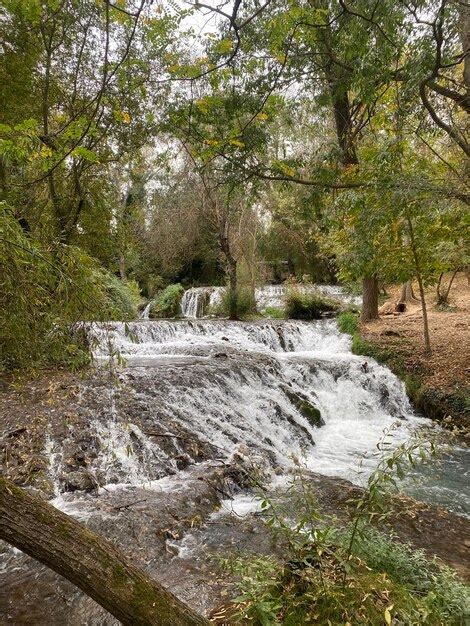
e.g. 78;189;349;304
175;454;192;470
61;470;99;493
297;401;324;428
283;388;324;428
212;351;228;358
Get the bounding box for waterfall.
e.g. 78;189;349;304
140;301;152;319
180;287;221;318
2;317;468;624
179;284;361;319
88;318;426;485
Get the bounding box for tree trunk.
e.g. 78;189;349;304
406;215;431;354
119;254;127;280
361;275;379;322
287;256;295;277
219;226;238;320
399;280;419;304
437;269;459;304
0;477;208;626
227;257;238;320
416;272;431;355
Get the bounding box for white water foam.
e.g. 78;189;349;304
87;319;427;488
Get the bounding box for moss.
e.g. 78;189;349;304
297;400;323;427
130;577;162;614
112;563;128;585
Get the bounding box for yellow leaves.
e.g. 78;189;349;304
214;38;233;55
203;138;220;147
344;163;359;176
168;63;180;73
229;139;245;149
255;112;269;121
384;604;394;625
31;145;52;160
195;98;210;113
279;163;296;177
114;109;131;123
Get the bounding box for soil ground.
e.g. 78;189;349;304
361;272;469;394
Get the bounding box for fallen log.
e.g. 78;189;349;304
0;477;208;626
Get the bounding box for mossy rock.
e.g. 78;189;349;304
297;400;324;427
284;388;324;428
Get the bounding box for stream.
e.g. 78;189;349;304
1;286;469;623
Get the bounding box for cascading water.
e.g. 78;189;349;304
178;283;361;319
89;319;422;480
140;301;152;319
2;317;469;624
87;318;468;513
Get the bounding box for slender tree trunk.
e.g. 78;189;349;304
227;257;238;320
361;275;379;322
437;269;459;304
119;255;127;280
0;477;208;626
287;256;295;277
406;215;431;354
219;230;238;320
399;280;419;304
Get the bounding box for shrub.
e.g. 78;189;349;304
212;287;257;319
337;311;359;334
149;283;184;318
102;275;141;320
0;204;140;371
224;438;469;625
285;290;340;320
263;306;285;319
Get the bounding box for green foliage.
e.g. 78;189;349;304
0;205;138;371
149;283;184;318
337;311;359;335
263;306;285;319
103;275;141;320
213;287;257;319
285;290;340;320
224;435;469;625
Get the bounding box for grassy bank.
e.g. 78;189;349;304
337;312;469;436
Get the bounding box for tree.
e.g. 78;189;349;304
0;477;208;626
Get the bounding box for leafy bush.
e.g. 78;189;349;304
102;274;141;319
149;283;184;318
211;287;257;319
337;311;359;334
224;437;469;625
0;204;139;371
263;306;285;319
285;289;340;320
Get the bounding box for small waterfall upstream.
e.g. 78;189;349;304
176;283;361;319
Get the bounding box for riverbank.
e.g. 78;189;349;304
353;272;469;436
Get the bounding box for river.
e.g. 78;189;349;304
0;287;468;623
